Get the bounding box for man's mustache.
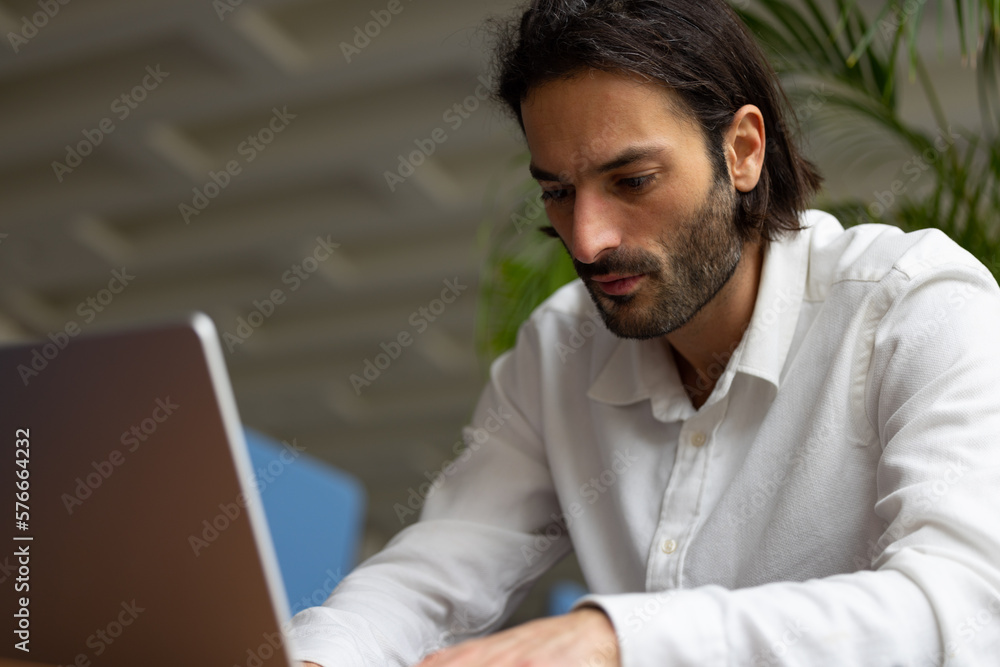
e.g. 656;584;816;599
573;249;661;281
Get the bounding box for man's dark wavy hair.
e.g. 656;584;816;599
491;0;823;244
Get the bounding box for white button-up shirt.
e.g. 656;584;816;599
287;211;1000;666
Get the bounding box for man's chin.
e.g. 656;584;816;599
601;319;674;341
592;301;675;340
596;291;636;308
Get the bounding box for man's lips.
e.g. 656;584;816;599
590;274;645;296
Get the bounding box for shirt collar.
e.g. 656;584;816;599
586;333;695;421
729;221;811;388
586;219;813;417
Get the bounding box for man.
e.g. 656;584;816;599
292;1;1000;665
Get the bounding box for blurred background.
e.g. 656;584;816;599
0;0;990;625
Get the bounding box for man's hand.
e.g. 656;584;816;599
416;607;620;666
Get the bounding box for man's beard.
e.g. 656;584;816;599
574;177;743;340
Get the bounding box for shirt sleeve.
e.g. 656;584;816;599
577;261;1000;666
286;320;572;666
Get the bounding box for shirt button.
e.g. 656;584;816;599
691;431;707;447
661;539;678;554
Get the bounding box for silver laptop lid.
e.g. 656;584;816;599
0;313;293;667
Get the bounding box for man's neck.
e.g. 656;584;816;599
666;240;765;409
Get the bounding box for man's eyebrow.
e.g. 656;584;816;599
529;145;669;183
528;163;562;183
595;145;668;174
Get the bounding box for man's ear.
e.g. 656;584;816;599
725;105;766;193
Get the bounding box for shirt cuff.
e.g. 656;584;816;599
285;607;394;667
573;590;727;667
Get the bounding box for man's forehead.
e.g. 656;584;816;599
528;143;674;183
521;75;704;182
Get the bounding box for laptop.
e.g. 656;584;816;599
0;313;296;667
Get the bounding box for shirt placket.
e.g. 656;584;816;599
646;398;726;592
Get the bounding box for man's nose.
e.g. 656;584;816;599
569;189;621;264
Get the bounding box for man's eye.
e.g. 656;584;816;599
620;175;655;192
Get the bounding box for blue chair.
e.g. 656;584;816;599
244;427;366;617
548;580;589;616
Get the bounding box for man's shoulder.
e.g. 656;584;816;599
801;211;992;295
